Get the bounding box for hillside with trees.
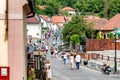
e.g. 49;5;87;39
35;0;120;19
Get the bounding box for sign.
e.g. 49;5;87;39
0;67;9;80
1;68;7;76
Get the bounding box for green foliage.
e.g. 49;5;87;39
108;32;115;39
70;34;80;44
44;6;55;16
70;34;80;49
35;0;120;18
62;15;94;43
62;15;86;42
96;31;103;39
108;0;120;18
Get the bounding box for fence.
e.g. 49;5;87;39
78;52;120;63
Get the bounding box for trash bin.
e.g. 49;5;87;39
84;60;88;65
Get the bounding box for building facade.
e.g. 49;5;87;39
0;0;31;80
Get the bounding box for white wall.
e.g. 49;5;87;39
27;24;41;38
51;23;58;31
40;18;48;28
69;10;75;15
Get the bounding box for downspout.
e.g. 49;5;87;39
5;0;8;40
27;0;35;18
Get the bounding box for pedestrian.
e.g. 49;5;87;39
63;52;67;64
45;60;52;80
50;47;54;57
61;51;64;60
75;53;81;69
69;53;75;70
45;44;49;54
54;48;58;58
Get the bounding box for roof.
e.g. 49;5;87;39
52;16;65;23
27;16;39;23
84;16;108;30
38;6;46;10
65;16;72;22
103;14;120;30
39;15;51;22
61;7;74;11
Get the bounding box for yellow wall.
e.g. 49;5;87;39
0;0;8;66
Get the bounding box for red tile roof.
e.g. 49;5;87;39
39;15;51;22
65;16;72;22
27;16;39;23
84;16;108;30
38;6;46;10
103;14;120;30
61;7;74;11
52;16;65;23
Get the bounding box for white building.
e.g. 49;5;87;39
61;7;75;16
27;16;41;39
39;15;52;29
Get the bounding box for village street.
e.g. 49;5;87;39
46;53;120;80
45;38;120;80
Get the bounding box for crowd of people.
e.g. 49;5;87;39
61;51;81;70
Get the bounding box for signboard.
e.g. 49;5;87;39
0;67;9;80
1;68;7;76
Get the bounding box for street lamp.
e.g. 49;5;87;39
114;27;118;73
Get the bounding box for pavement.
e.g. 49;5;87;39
45;37;120;80
48;55;120;80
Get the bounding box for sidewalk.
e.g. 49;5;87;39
82;59;120;74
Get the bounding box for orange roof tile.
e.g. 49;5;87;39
52;16;65;23
38;6;46;10
61;7;74;11
65;16;72;22
39;15;51;22
103;14;120;30
84;16;108;30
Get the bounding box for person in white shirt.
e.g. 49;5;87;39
69;53;74;70
75;53;81;69
45;45;49;54
63;53;67;64
54;48;58;58
45;60;52;80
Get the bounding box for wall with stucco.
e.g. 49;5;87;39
0;0;8;66
8;0;27;80
0;21;8;66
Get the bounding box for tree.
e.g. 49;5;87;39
96;31;103;39
62;15;85;42
62;15;94;43
70;34;80;48
44;6;55;17
108;0;120;18
108;32;115;39
74;0;104;16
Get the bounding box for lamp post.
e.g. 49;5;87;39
114;27;118;73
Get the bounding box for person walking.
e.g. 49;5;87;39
54;48;58;58
75;53;81;69
50;47;54;57
45;60;52;80
69;53;74;70
63;52;67;64
45;44;49;54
